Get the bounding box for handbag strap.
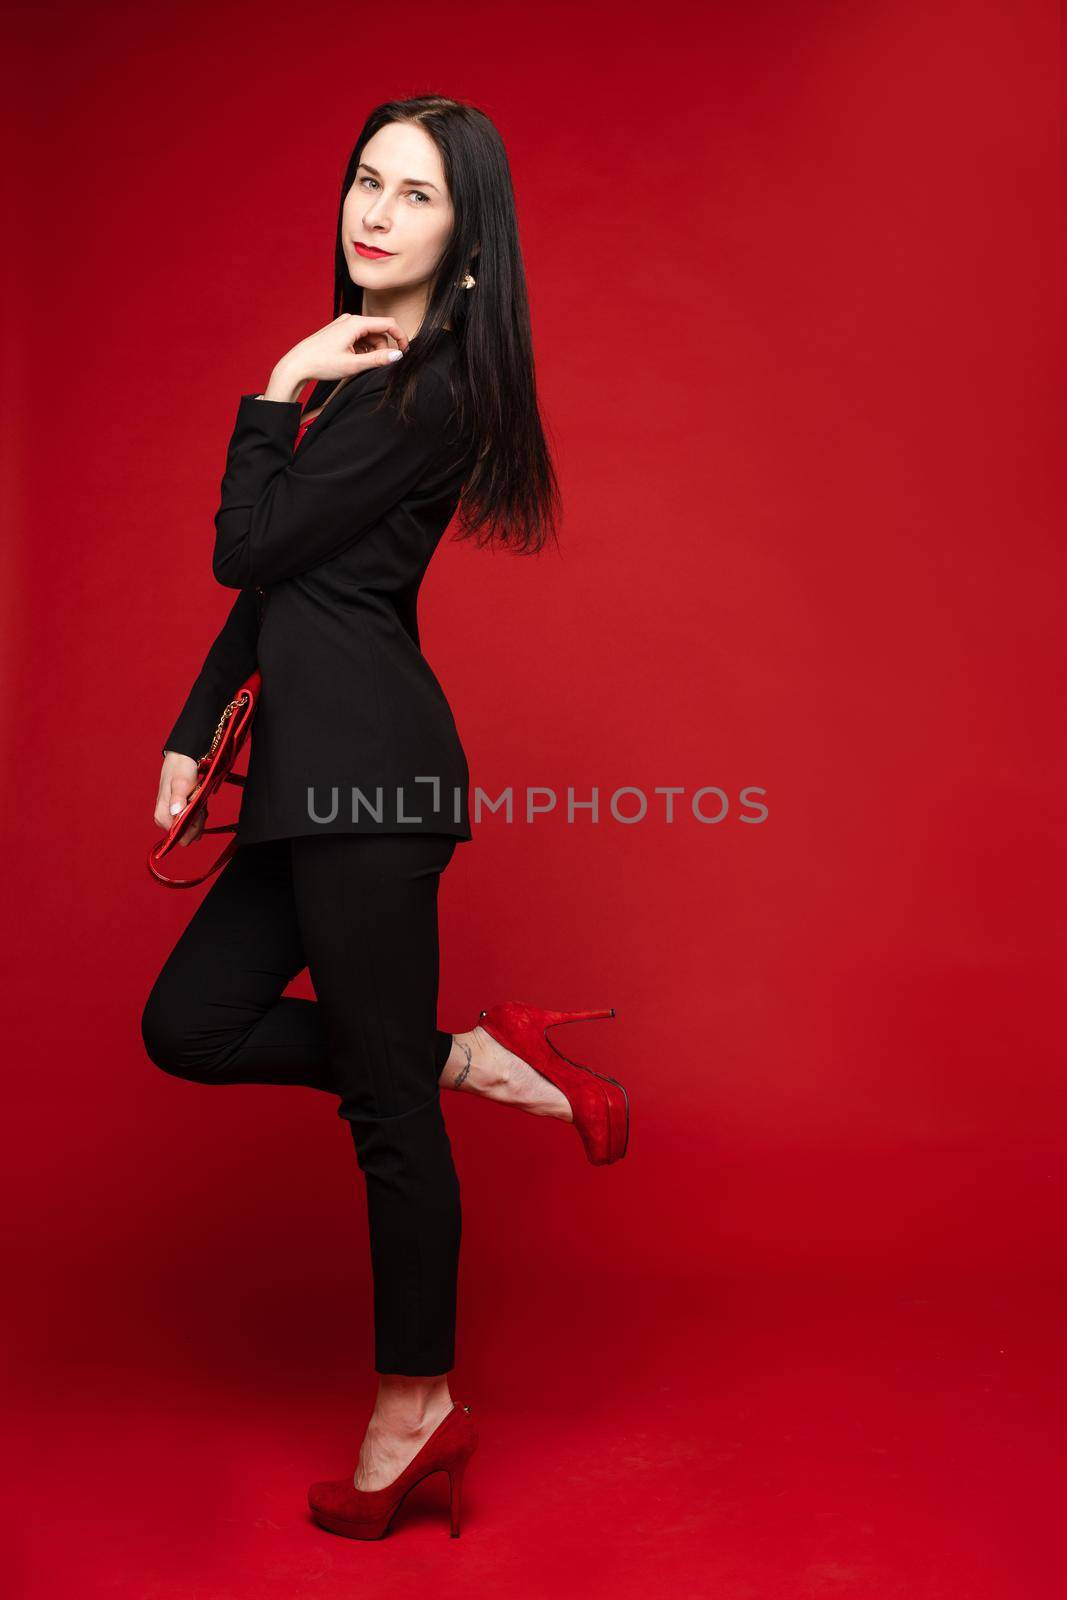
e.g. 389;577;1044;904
146;822;241;888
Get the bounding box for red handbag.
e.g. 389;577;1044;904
147;669;261;888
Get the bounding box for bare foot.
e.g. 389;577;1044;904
440;1025;573;1121
353;1384;455;1491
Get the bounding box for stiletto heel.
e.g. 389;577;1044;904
476;1000;630;1165
448;1460;466;1536
542;1007;617;1024
307;1401;479;1540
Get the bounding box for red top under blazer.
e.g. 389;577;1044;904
162;328;474;845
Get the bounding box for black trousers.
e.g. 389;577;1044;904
140;832;460;1376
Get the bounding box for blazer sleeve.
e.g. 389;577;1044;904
161;585;261;760
211;367;456;589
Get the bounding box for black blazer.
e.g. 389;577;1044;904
162;329;473;844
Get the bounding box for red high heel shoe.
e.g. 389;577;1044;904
476;1001;629;1165
307;1401;479;1540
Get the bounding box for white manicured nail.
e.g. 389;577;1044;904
170;802;183;815
388;349;403;361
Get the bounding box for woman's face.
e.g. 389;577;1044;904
341;122;454;302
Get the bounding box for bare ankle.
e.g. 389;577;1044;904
372;1376;452;1434
441;1028;508;1094
441;1032;475;1090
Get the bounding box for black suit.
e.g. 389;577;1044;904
148;332;476;1374
163;329;472;844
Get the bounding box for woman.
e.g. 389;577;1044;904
142;96;630;1541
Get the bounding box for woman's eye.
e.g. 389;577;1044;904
358;177;430;205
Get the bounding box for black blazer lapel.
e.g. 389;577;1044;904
297;363;392;445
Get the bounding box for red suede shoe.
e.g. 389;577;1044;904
477;1001;630;1165
307;1401;479;1539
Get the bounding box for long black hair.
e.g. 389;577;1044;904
332;95;560;556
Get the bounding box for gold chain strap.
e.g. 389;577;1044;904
203;694;246;761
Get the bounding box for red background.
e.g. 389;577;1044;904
4;1;1063;1594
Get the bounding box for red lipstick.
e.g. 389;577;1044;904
353;242;395;259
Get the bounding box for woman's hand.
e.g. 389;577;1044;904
155;751;206;847
265;314;410;400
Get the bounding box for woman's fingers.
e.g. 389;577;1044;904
177;808;207;847
342;346;405;374
352;316;409;351
275;310;409;388
283;313;410;383
155;761;199;832
154;787;185;831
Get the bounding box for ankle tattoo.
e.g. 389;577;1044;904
452;1037;472;1090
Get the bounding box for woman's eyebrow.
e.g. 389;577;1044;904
357;162;440;193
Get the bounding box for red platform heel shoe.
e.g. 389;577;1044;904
477;1001;629;1165
307;1401;479;1540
